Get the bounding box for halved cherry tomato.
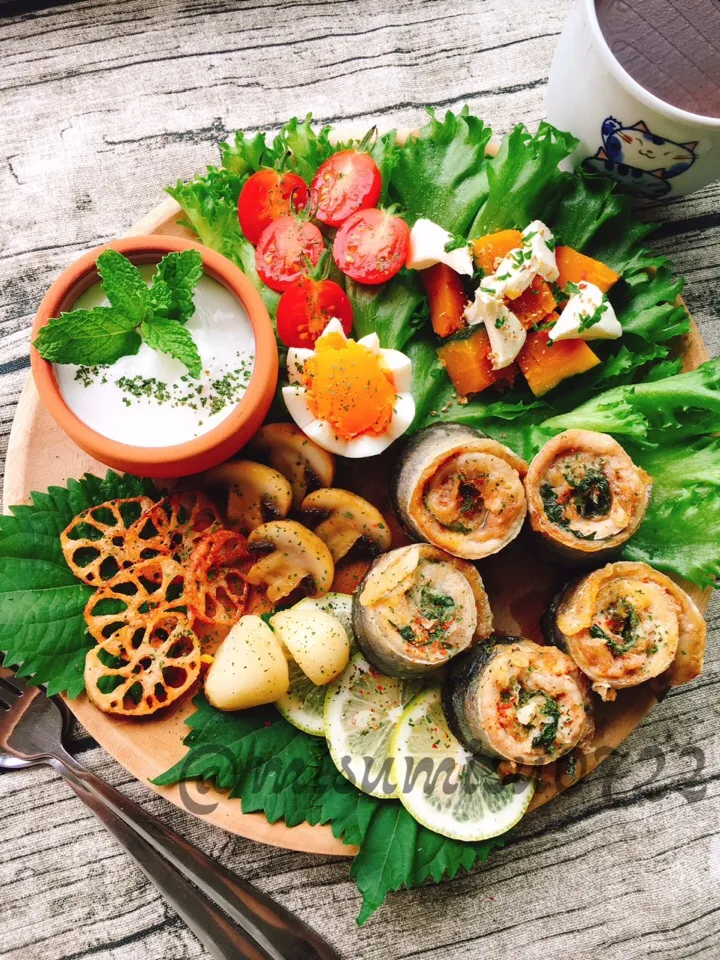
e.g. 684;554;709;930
255;216;324;292
332;208;410;285
238;169;309;245
310;150;381;227
276;277;353;348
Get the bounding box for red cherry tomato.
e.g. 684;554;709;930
238;169;309;245
310;150;382;227
332;208;410;285
255;216;324;292
276;277;353;348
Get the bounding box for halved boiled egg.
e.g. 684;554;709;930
283;318;415;458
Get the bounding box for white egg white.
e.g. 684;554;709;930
282;318;416;458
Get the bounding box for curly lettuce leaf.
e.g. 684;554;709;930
467;122;577;238
621;438;720;586
347;270;423;350
390;108;493;234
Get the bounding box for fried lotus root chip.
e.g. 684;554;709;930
125;490;221;563
84;611;201;716
186;530;249;627
84;556;186;645
60;497;154;585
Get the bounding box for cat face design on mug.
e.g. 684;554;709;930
584;117;699;198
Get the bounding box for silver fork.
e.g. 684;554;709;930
0;667;340;960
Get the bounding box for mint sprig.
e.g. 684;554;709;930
34;249;204;378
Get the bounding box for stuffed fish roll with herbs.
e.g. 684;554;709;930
391;423;528;560
544;561;707;701
352;543;493;678
525;429;652;565
442;637;594;766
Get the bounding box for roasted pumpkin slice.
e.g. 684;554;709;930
61;497;154;586
555;246;620;293
471;229;523;276
422;262;467;338
516;324;600;397
437;327;517;397
510;276;557;329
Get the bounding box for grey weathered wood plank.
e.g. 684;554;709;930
1;1;719;959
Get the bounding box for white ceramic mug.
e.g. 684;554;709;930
546;0;720;199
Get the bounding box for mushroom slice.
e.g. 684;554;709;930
251;423;336;508
203;461;293;534
246;520;334;603
301;488;392;562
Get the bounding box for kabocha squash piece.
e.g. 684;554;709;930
61;497;154;585
270;607;350;685
352;543;493;678
422;263;467;338
442;637;594;765
543;561;707;701
205;616;290;711
202;461;293;534
516;325;600;397
555;246;620;293
85;610;200;717
391;422;528;560
125;491;221;564
525;430;652;566
437;327;517;397
84;556;186;645
301;488;392;562
246;520;334;603
185;530;249;627
511;276;557;330
251;423;336;508
471;229;523;276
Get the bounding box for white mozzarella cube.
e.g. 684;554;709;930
406;218;473;276
522;220;559;282
550;281;622;342
464;289;527;370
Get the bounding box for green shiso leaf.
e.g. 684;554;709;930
0;472;158;697
154;694;504;925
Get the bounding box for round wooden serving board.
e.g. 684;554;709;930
4;147;712;857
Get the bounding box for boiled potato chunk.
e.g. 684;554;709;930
269;609;350;685
205;615;289;711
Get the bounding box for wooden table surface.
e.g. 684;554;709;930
1;2;719;958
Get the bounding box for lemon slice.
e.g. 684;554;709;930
389;687;535;840
324;652;424;799
275;593;354;736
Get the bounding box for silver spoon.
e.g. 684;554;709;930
0;668;340;960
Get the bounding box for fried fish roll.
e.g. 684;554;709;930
442;638;594;765
525;429;652;565
391;423;528;560
352;543;493;678
544;561;707;701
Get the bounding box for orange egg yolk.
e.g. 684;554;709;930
302;332;396;439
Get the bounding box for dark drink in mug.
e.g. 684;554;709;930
546;0;720;199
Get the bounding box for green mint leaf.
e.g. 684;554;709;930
140;317;202;378
96;249;149;323
150;249;204;324
33;307;141;365
0;471;158;697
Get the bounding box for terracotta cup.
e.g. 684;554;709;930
31;235;278;478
